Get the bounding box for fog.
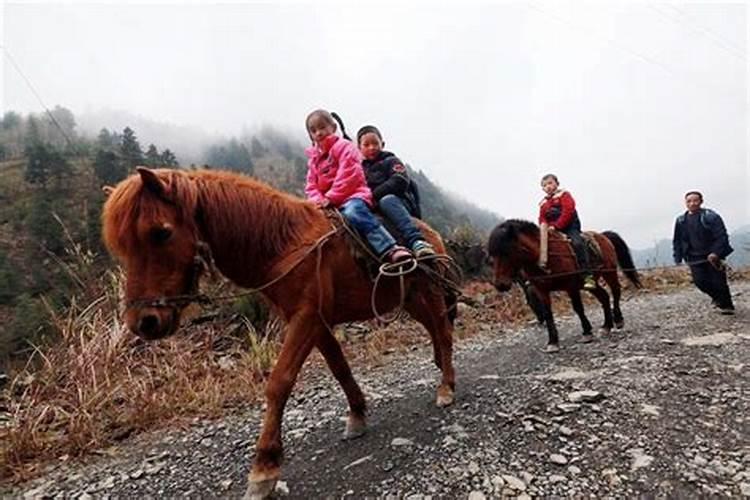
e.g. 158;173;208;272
2;1;747;247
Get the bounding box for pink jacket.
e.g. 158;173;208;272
304;136;373;207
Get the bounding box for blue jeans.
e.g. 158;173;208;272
378;194;423;249
340;198;396;257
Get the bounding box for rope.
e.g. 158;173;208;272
126;226;340;310
523;258;731;282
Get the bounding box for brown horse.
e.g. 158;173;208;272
488;219;641;352
102;167;456;498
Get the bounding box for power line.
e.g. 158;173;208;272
527;3;741;97
648;4;746;63
0;44;75;148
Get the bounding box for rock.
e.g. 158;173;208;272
567;390;604;403
739;483;750;496
568;465;582;475
491;475;505;489
468;462;480;475
681;332;737;347
443;435;458;446
602;468;622;486
275;481;289;496
502;475;527;491
517;494;532;500
628;448;654;471
693;455;708;466
344;455;373;470
219;479;233;490
550;453;568;465
556;403;582;413
468;491;486;500
640;404;660;416
558;425;574;437
520;471;534;485
391;437;414;447
549;474;567;483
130;469;145;479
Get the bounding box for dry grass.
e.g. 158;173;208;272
2;264;747;484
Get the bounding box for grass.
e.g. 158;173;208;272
1;263;747;484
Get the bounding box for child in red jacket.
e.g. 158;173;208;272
538;174;595;289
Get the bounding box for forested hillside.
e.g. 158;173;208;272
0;107;500;358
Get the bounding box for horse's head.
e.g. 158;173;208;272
487;220;539;292
102;167;205;340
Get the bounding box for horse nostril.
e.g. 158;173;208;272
139;314;160;335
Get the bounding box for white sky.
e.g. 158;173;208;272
2;0;748;247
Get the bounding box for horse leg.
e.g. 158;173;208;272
605;272;624;328
246;310;320;499
405;292;455;407
535;288;560;352
316;330;368;440
567;288;593;342
589;285;614;333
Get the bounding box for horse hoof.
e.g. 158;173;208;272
436;386;455;407
579;335;594;344
615;321;624;329
343;415;367;440
244;475;278;500
544;344;560;353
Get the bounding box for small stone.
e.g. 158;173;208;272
391;437;414;447
502;475;527;491
568;465;582;475
628;448;654;471
491;475;505;488
559;425;574;436
219;479;233;490
739;483;750;496
275;481;289;496
521;471;534;485
130;469;145;479
550;453;568;465
557;403;581;413
550;474;567;483
568;390;604;403
640;404;660;416
468;462;480;475
468;492;486;500
517;494;532;500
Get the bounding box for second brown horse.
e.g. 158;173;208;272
488;219;642;352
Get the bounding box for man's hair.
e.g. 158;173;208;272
685;190;703;201
356;125;383;144
541;173;559;184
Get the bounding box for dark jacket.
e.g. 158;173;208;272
672;208;733;263
362;151;421;218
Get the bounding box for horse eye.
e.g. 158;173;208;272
150;226;172;244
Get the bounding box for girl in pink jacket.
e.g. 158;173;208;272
304;109;411;263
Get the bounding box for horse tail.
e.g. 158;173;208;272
602;231;642;288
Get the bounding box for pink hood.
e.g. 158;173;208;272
304;136;373;207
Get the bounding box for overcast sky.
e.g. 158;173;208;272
2;1;747;247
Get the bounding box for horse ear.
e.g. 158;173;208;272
137;166;165;196
102;185;114;197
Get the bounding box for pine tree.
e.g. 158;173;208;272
160;149;178;167
145;144;161;167
120;126;143;170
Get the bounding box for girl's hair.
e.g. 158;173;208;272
356;125;383;144
541;173;559;184
304;109;351;141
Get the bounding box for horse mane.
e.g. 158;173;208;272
487;219;539;257
102;168;323;266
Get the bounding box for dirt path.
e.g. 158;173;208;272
13;282;749;499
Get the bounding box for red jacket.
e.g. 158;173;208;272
538;189;577;230
304;136;373;207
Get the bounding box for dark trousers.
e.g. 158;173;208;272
378;194;423;249
689;260;734;309
561;227;590;271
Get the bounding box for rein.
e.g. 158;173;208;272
125;226;341;310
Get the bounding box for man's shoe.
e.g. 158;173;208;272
719;306;735;315
583;274;597;290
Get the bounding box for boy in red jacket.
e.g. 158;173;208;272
538;174;596;289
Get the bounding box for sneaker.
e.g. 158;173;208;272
719;306;735;315
583;274;597;290
385;245;413;263
412;240;436;258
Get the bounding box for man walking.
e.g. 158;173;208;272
672;191;735;314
